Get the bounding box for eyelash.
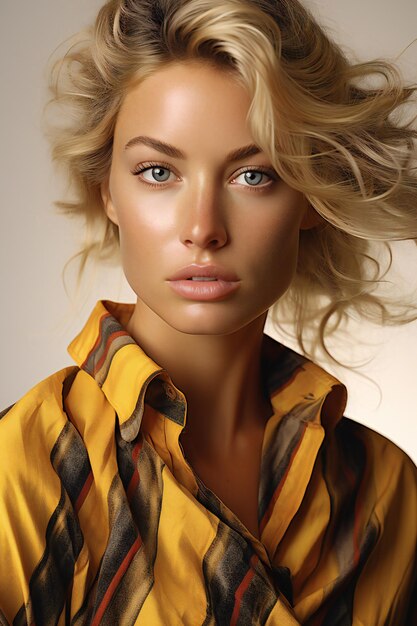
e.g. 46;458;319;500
130;161;174;188
232;166;278;191
130;161;279;192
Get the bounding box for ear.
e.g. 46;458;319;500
100;177;119;226
300;202;323;231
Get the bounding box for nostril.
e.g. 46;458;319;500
180;217;228;249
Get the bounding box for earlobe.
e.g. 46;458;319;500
100;178;119;226
300;202;323;231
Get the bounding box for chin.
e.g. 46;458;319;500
161;305;266;337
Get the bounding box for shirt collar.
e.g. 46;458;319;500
68;300;347;442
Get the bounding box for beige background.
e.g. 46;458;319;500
1;1;416;461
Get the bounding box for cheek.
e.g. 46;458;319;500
248;210;301;271
113;189;173;255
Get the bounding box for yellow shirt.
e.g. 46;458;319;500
0;300;415;625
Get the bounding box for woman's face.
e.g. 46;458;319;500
103;61;313;336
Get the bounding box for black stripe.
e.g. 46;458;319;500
262;335;307;396
28;486;84;626
70;569;99;625
51;422;92;506
12;605;27;626
12;420;90;625
62;368;79;405
117;431;165;550
320;418;379;625
89;475;141;622
0;403;15;421
202;523;277;625
259;399;322;522
145;377;186;426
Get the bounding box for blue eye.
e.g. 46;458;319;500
233;169;274;188
141;166;172;183
242;171;265;186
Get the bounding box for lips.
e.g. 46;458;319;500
168;264;239;282
167;264;240;301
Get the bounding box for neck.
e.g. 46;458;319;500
127;299;273;456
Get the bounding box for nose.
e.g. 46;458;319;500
179;182;228;250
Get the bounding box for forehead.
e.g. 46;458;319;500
113;61;255;154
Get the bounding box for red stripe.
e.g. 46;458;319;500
131;439;142;465
75;471;94;513
127;440;143;502
230;554;259;626
94;330;129;375
91;535;142;626
259;423;307;535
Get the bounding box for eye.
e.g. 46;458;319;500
232;168;276;188
141;166;173;183
131;162;177;186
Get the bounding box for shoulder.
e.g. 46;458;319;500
323;416;417;526
330;416;416;479
0;366;78;415
0;366;97;614
320;418;417;623
0;366;79;442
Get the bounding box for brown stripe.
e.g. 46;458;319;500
119;371;163;442
82;314;136;387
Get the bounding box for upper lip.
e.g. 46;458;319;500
168;264;239;281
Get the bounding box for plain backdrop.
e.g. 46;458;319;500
1;1;417;461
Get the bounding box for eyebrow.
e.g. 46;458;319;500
124;135;261;162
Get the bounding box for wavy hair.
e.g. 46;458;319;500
48;0;417;358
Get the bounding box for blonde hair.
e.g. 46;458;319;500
48;0;417;357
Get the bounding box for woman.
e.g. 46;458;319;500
0;0;416;624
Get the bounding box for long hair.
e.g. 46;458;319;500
48;0;417;357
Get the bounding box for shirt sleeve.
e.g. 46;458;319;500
0;370;74;623
352;435;417;625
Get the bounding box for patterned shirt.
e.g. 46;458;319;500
0;300;416;625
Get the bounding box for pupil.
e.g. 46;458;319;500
245;171;262;185
153;167;169;181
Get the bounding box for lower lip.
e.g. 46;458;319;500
168;279;240;301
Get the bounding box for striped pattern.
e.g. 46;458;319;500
88;435;165;625
81;313;136;388
201;523;276;625
0;300;416;626
258;398;324;534
14;419;90;626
